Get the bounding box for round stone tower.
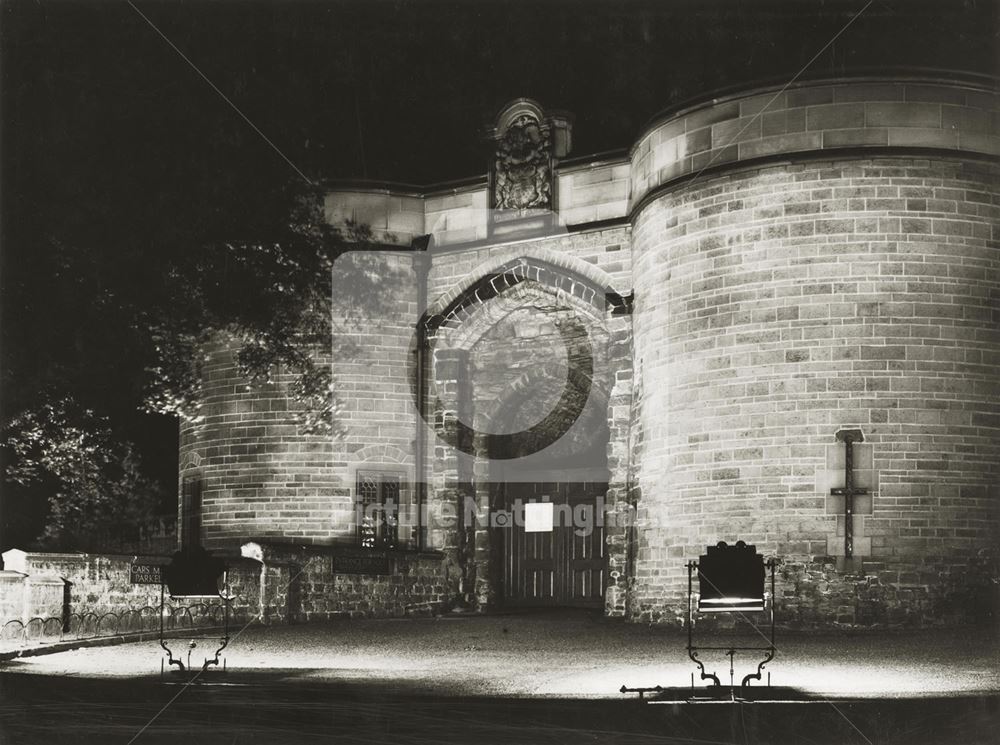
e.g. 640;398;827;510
629;76;1000;625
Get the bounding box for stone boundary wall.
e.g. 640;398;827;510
0;549;263;630
255;543;455;621
0;544;455;642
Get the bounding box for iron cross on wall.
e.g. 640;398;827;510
831;429;867;558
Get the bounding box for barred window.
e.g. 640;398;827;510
356;472;400;550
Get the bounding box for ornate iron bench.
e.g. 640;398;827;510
159;547;232;673
620;540;778;700
687;540;777;693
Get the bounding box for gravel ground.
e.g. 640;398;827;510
5;609;998;699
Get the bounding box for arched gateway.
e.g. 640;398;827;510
180;77;1000;627
424;256;628;609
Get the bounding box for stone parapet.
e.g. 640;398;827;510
630;77;999;209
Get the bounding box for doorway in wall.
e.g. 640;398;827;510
499;477;607;607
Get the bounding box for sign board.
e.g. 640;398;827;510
333;552;391;575
130;563;163;585
524;502;555;532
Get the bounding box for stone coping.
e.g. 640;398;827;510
629;76;999;209
2;549;175;573
317;75;997;248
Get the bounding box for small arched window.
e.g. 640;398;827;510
181;474;202;549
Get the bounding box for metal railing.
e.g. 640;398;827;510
0;602;249;650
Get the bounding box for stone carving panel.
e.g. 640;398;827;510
494;114;552;213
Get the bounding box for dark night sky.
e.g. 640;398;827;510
3;1;997;190
0;0;996;545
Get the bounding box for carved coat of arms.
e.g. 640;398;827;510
494;114;552;212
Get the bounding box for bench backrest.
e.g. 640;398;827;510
697;540;765;612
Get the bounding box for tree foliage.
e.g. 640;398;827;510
139;190;386;434
3;398;164;549
1;179;394;548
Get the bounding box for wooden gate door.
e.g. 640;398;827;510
501;484;606;607
562;493;605;605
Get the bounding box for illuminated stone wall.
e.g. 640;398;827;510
629;78;1000;625
178;76;999;626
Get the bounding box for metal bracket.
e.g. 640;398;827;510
201;635;229;671
740;647;775;688
159;582;186;672
688;648;722;687
618;684;663;700
158;567;232;675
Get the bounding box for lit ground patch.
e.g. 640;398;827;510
4;610;997;699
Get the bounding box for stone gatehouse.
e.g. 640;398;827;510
179;74;1000;627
